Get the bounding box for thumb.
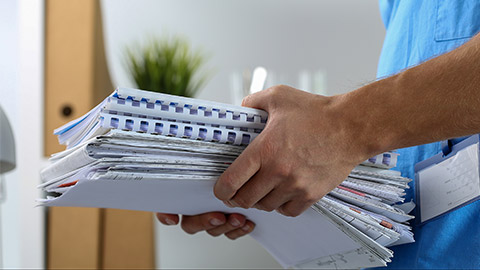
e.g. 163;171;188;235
241;88;274;111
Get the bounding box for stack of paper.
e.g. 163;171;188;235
39;87;414;269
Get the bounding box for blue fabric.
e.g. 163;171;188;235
376;0;480;268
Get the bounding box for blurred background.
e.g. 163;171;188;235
0;0;384;268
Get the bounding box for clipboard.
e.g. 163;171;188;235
415;135;480;225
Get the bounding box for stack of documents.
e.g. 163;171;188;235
39;87;414;269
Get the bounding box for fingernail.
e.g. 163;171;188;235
165;218;176;225
210;218;224;226
230;217;241;227
241;224;250;232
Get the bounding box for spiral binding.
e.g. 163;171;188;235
94;88;269;145
53;87;270;147
114;87;268;125
361;152;399;169
99;112;259;145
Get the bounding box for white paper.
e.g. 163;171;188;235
40;178;363;268
329;189;413;223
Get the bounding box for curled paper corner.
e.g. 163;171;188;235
396;200;416;214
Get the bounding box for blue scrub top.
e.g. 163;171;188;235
377;0;480;268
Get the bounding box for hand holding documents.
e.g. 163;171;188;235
40;87;415;269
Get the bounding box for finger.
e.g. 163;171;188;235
277;198;316;217
214;138;262;202
229;169;276;209
206;214;246;237
225;220;256;240
241;87;276;110
156;213;180;225
253;187;293;212
180;212;227;235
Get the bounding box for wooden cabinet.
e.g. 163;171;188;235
44;0;155;268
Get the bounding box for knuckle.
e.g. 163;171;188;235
289;179;308;195
268;84;288;99
268;85;285;96
263;84;291;109
276;164;293;179
272;159;295;178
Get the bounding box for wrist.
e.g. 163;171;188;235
327;83;395;165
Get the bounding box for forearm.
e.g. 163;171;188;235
213;33;480;217
336;33;480;159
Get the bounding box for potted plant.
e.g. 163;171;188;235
125;36;210;97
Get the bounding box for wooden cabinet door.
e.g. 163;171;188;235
44;0;155;268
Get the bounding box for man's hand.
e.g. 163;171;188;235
161;32;480;236
156;212;255;240
214;85;370;217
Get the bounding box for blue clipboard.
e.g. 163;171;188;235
414;135;480;225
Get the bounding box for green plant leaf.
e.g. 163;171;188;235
124;35;211;97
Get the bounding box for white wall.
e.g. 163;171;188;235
102;0;385;102
0;0;45;268
0;0;21;265
100;0;385;268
